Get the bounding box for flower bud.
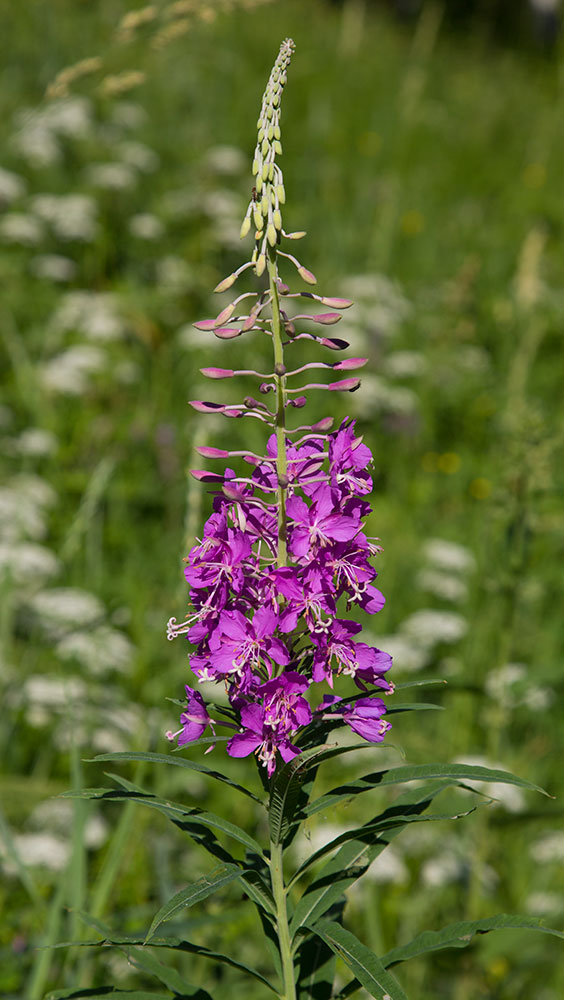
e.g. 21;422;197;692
189;400;227;413
256;254;266;277
214;327;242;340
193;318;216;331
200;368;235;379
240;216;251;239
298;266;317;285
215;303;235;325
267;223;278;247
288;396;307;408
320;337;350;350
328;377;361;392
213;272;238;294
196;446;230;458
333;357;368;371
277;183;286;204
320;296;354;309
273;209;282;230
190;469;225;482
253;207;263;230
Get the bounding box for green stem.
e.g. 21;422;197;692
268;246;288;569
270;840;296;1000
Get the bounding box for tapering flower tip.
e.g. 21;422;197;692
214;327;242;340
215;304;236;326
298;266;317;285
320;337;350;350
333;357;368;371
196;446;230;458
312;416;335;431
190;469;225;482
329;377;361;392
200;367;235;379
321;297;354;309
222;483;247;500
213;272;238;294
294;312;341;325
193;319;217;331
189;400;227;413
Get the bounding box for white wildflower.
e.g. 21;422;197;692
383;350;427;378
3;833;70;872
56;625;134;675
421;851;465;887
50;291;124;342
28;587;104;633
400;610;468;648
86;162;137;191
111;101;147;129
205;145;246;175
416;569;468;603
117;140;159;172
351;374;418;419
30;254;76;283
31;194;97;242
423;538;476;574
371;633;430;673
525;892;564;915
129;213;164;240
0;212;43;245
485;663;527;702
530;832;564;864
156;255;193;291
0;166;26;205
41;345;106;394
0;542;60;586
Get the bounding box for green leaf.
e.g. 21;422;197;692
380;913;564;968
88;752;262;804
393;679;447;691
290;804;475;884
46;991;174;1000
290;783;452;938
307;920;408;1000
296;901;344;1000
304;762;549;821
146;863;245;940
47;936;277;993
125;946;214;998
385;702;444;715
62;787;266;857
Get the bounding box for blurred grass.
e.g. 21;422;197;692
1;0;563;998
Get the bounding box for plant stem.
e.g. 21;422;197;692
268;246;288;569
270;839;296;1000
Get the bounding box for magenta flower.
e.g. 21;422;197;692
287;489;361;560
319;694;391;743
166;685;212;746
226;701;301;776
209;606;290;678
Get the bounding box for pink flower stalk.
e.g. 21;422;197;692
167;39;393;775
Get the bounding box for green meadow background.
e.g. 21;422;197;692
1;1;563;997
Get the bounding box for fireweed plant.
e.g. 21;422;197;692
58;40;563;1000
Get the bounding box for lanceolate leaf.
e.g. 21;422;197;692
46;991;174;1000
49;936;277;993
296;900;344;1000
290;804;476;884
146;863;246;940
89;751;263;804
304;762;548;821
307;920;408;1000
126;946;214;998
289;783;453;938
62;787;266;857
380;913;564;968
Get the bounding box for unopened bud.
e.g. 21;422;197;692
213;272;238;294
273;209;282;230
274;362;286;375
333;357;368;371
261;195;269;215
240;216;251;239
252;157;259;176
214;327;242;340
191;469;225;482
320;337;350;351
253;207;263;230
196;446;230;458
261;138;269;157
267;223;278;246
285;231;306;240
312;417;334;431
273;139;282;155
277;184;286;204
255;254;266;277
200;367;234;379
262;162;269;181
288;396;307;408
328;377;361;392
298;266;317;285
320;297;354;309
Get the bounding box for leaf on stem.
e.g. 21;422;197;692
306;920;408;1000
145;863;246;940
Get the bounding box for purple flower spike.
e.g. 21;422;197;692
227;701;301;776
